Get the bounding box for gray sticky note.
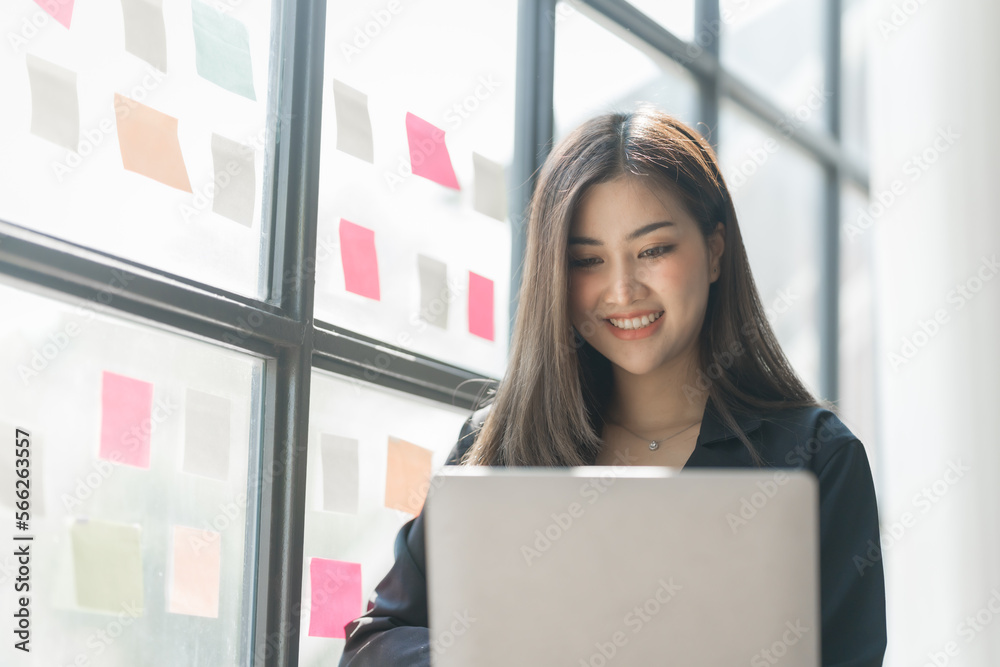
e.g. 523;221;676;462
71;519;144;614
320;434;359;514
121;0;168;72
25;54;79;151
182;388;231;481
472;152;508;221
210;133;256;227
332;79;374;163
417;254;449;329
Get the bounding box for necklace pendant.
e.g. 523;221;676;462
649;441;659;451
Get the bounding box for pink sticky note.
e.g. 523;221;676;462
405;112;459;190
99;370;154;468
308;558;362;639
35;0;74;29
339;219;380;300
468;271;494;341
168;526;221;618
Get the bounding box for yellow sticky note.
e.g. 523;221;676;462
71;518;144;615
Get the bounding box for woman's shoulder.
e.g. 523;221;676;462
444;402;494;466
754;403;869;474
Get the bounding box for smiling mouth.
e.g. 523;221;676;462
606;311;664;330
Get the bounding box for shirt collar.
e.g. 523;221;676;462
697;398;763;447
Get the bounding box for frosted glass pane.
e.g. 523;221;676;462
842;0;869;162
298;370;471;664
839;184;878;452
0;0;276;298
720;0;827;132
0;276;262;665
718;100;824;395
627;0;695;42
314;0;516;379
554;0;699;139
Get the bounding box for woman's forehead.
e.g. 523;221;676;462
570;178;694;234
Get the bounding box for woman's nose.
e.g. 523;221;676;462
606;259;647;302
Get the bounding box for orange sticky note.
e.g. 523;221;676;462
405;112;459;190
114;93;192;192
468;271;494;341
168;526;221;618
308;558;361;639
339;219;380;300
35;0;74;29
99;370;154;469
384;436;433;516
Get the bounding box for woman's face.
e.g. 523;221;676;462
567;176;724;377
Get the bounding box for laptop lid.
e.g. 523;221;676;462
424;466;820;666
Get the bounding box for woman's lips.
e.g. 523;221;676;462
603;311;664;340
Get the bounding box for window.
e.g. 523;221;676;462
0;0;871;663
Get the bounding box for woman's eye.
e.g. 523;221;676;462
569;257;599;269
643;245;676;258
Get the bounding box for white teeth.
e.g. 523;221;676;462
608;311;663;330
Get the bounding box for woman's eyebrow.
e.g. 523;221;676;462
568;221;676;246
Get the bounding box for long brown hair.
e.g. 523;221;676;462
461;105;830;468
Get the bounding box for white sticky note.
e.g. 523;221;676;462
25;54;79;151
210;133;256;227
320;434;359;514
182;388;231;481
332;79;374;163
417;254;449;329
472;152;508;221
121;0;168;72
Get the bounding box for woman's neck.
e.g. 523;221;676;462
604;357;709;436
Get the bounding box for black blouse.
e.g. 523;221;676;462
338;400;887;666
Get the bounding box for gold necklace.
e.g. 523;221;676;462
605;418;701;451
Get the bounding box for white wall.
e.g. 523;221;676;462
868;0;1000;664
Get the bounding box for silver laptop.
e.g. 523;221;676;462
424;466;820;666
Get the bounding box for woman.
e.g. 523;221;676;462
339;106;887;666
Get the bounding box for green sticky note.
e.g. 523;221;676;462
191;0;256;101
71;519;144;615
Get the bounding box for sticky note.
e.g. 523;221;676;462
384;436;433;516
417;254;449;329
472;152;508;221
120;0;168;72
320;434;359;514
210;133;256;227
71;519;144;614
339;219;380;300
114;94;192;192
308;558;362;639
405;112;459;190
332;79;374;163
468;272;494;341
182;388;231;481
26;54;79;151
99;370;154;469
192;0;256;101
35;0;74;29
168;526;221;618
